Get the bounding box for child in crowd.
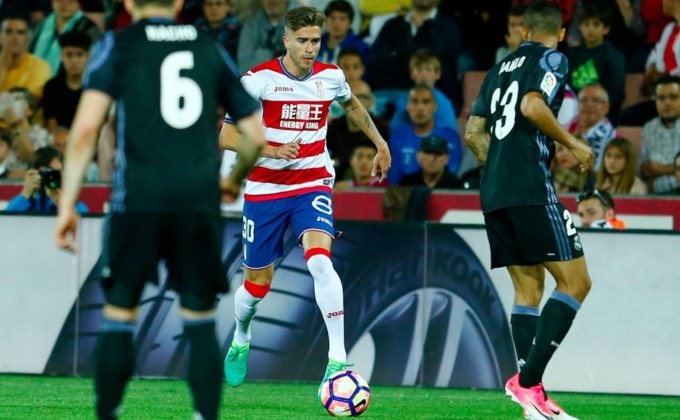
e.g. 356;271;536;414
319;0;369;65
567;1;625;122
337;46;366;82
595;137;647;195
495;4;526;64
334;141;389;191
389;49;457;132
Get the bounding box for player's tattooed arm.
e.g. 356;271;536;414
464;116;490;166
342;94;391;180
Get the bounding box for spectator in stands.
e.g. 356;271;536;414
359;0;412;45
399;134;462;189
567;82;618;170
440;1;508;73
552;136;594;193
297;0;362;34
389;49;457;133
81;0;105;32
567;1;626;123
643;0;680;95
558;83;580;128
0;128;16;178
0;15;51;102
327;79;390;179
368;0;463;116
568;0;645;70
337;46;365;82
662;149;680;194
0;87;51;166
595;137;647;194
236;0;288;74
576;188;626;228
639;74;680;193
318;0;368;65
495;4;526;64
334;141;389;191
30;0;101;76
5;145;88;213
42;30;91;132
194;0;241;59
638;0;674;72
388;84;462;185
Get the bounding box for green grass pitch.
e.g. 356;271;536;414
1;375;679;419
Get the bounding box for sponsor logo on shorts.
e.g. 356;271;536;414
316;216;332;227
326;310;344;318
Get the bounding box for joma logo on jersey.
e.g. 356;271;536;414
275;86;294;92
498;56;526;74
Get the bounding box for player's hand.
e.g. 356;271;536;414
372;147;391;182
570;141;595;173
220;178;241;203
277;138;301;160
55;206;79;253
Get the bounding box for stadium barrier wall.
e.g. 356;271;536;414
1;214;679;396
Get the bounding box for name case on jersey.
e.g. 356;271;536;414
145;25;198;42
498;56;526;75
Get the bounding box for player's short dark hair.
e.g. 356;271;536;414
285;6;326;33
58;30;92;51
33;146;63;170
324;0;354;22
523;1;562;34
582;0;612;26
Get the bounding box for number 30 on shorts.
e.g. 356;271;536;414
242;216;255;243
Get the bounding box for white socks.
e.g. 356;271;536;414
307;253;347;362
232;281;267;345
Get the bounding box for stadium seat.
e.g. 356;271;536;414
461;71;487;119
616;125;643;157
621;73;649;110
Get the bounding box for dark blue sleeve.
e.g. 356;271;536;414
83;32;119;98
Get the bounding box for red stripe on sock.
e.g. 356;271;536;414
304;247;331;260
244;279;270;298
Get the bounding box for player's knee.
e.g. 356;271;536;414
305;247;334;277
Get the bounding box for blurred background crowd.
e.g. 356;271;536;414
0;0;679;216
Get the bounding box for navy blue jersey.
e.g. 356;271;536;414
471;41;568;213
85;18;259;214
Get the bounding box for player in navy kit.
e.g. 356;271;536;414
54;0;265;419
464;2;594;419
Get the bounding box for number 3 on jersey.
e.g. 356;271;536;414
160;51;203;129
490;81;519;140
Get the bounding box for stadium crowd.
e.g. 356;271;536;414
1;0;679;217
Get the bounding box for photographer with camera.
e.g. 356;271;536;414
5;146;88;213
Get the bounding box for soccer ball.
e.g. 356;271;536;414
318;370;371;417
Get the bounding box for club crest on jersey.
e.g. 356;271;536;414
316;80;324;98
541;72;557;96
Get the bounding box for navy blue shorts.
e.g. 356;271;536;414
484;203;585;268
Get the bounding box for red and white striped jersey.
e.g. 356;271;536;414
225;57;352;201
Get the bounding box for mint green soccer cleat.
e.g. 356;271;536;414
321;358;349;385
224;342;250;387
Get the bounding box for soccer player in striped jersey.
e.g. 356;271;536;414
219;6;390;392
465;2;594;419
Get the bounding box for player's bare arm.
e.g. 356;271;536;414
219;122;300;160
521;91;595;171
464;116;490;166
341;94;391;180
55;90;112;252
